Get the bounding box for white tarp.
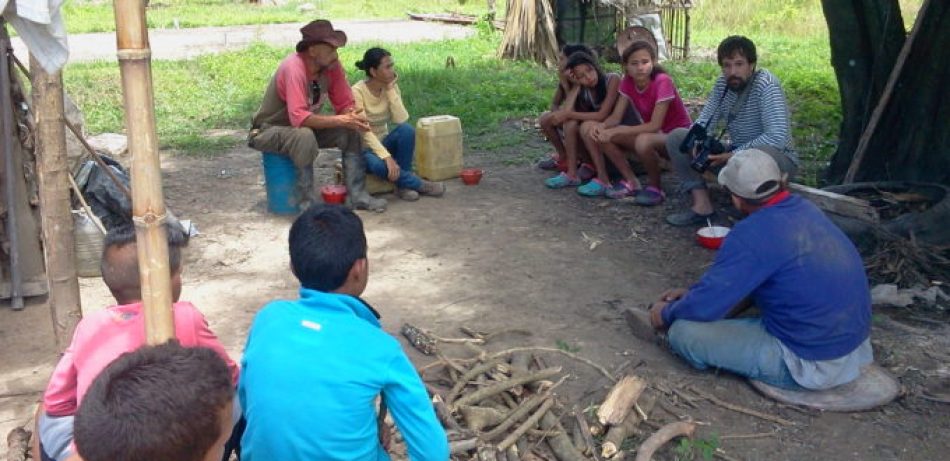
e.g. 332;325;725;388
1;0;68;73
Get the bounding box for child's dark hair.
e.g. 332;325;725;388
565;51;608;101
621;40;666;78
561;43;593;58
717;35;757;65
101;222;189;301
73;341;233;461
355;47;391;77
289;204;367;292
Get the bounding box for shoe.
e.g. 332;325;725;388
418;180;445;197
545;172;580;189
397;188;420;201
537;153;561;171
623;309;658;343
577;163;596;182
342;152;387;212
666;209;715;227
577;178;608;196
606;180;639;199
634;186;665;206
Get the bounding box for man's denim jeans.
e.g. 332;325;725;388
364;123;423;190
667;317;802;390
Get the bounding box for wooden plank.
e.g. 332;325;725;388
789;183;879;223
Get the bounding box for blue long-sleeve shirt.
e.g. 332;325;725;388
239;289;449;461
662;195;871;361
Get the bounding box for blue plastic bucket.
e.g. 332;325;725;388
261;152;299;214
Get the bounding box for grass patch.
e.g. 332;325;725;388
64;2;859;182
62;0;503;34
64;31;552;156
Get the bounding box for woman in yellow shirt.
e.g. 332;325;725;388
353;48;445;201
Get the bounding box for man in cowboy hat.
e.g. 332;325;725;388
627;149;873;391
249;19;387;212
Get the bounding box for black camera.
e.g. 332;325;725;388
679;124;725;173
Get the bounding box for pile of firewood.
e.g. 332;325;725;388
402;324;710;461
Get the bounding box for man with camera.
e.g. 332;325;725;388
665;36;798;226
627;149;873;391
248;19;386;212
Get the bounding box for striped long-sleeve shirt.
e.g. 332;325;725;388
695;69;798;165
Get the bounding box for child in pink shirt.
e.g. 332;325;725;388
38;224;238;461
582;40;692;205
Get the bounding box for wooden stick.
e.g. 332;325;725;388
452;367;562;410
460;405;507;432
68;175;106;234
6;426;29;461
602;391;657;458
689;387;793;426
573;407;600;460
481;375;567;441
401;323;438;355
720;431;777;441
431;393;463;432
498;398;554;451
843;0;933;183
597;375;647;425
634;421;697;461
450;438;479;454
539;411;587;461
447;357;506;405
31;54;83;344
488;347;616;382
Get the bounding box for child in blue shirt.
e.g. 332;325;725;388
238;205;448;461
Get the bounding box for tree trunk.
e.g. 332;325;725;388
823;0;950;185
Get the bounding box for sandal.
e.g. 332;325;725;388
577;163;596;182
606;179;640;199
544;172;581;189
537;152;561;171
577;178;608;197
634;186;665;206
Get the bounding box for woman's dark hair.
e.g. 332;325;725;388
621;40;666;79
565;51;608;101
355;47;391;77
561;43;593;58
717;35;757;65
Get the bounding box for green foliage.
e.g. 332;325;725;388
555;339;581;353
673;433;720;461
61;0;506;34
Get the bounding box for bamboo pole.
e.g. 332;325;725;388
30;55;82;345
112;0;174;344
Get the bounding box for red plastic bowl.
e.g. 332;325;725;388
320;185;347;205
696;226;730;250
461;168;483;185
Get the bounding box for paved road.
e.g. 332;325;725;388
11;19;473;63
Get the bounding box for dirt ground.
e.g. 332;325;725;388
1;125;948;460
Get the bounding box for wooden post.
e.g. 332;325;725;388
30;56;82;345
0;24;23;311
112;0;174;344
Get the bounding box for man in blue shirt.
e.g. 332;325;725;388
238;205;448;460
630;149;873;390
